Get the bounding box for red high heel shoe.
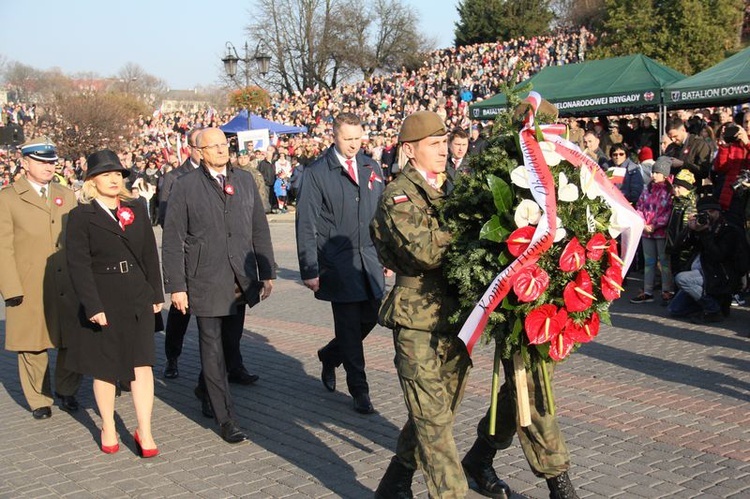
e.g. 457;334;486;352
100;430;119;454
133;430;159;458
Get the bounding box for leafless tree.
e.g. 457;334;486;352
246;0;433;94
551;0;606;29
51;92;149;158
114;62;167;103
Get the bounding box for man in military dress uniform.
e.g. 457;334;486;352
370;111;472;499
0;137;82;419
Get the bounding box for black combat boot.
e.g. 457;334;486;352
546;472;579;499
374;457;414;499
462;438;511;498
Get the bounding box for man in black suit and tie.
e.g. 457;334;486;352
295;112;386;414
162;127;276;443
158;129;258;398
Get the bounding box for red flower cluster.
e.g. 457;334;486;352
507;226;622;361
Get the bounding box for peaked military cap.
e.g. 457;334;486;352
21;136;58;162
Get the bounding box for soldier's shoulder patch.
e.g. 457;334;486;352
392;194;409;204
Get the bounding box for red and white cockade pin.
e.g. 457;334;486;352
116;206;135;229
368;171;383;190
54;197;63;207
224;184;235;195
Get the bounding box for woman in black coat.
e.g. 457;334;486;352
66;150;164;457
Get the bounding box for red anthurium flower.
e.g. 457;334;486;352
549;328;577;361
525;304;568;345
507;226;536;257
563;269;595;312
601;267;624;301
563;312;600;344
512;264;550;302
607;239;623;270
559;237;585;272
585;233;608;261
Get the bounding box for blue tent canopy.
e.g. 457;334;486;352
220;110;308;134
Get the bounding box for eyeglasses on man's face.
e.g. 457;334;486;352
611;152;625;157
200;142;229;151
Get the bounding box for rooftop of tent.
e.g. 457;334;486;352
470;54;686;119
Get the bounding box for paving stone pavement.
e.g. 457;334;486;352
1;214;748;498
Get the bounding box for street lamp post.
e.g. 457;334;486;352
222;41;272;132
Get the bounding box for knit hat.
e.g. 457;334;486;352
697;194;721;212
652;156;672;176
672;170;695;190
638;146;654;162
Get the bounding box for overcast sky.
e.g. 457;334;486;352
0;0;460;90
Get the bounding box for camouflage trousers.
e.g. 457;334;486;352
392;327;472;499
476;358;570;479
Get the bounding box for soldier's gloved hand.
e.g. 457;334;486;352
5;296;23;307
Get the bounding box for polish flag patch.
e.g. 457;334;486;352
392;194;409;204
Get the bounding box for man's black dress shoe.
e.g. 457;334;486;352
353;393;375;414
220;421;248;444
228;368;259;385
55;393;79;413
194;386;214;418
163;358;179;379
32;406;52;420
317;349;336;392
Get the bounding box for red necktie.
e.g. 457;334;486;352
345;159;357;184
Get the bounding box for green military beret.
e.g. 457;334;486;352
398;111;447;143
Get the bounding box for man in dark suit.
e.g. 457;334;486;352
295;112;386;414
468;123;488;157
257;146;277;213
162;127;276;443
448;128;470;175
666;118;712;185
158;129;257;397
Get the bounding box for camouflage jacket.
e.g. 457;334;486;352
370;163;457;333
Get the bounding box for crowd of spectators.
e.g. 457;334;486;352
0;28;592;188
2;28;749;322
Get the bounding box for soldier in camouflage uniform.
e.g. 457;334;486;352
463;361;576;499
371;111;472;499
236;151;271;214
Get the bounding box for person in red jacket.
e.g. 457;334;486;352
713;117;750;227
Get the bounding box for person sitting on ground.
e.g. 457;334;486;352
667;194;746;323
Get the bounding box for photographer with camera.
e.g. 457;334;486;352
713;113;750;227
667;195;747;323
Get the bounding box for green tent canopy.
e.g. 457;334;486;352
470;54;685;119
665;46;750;108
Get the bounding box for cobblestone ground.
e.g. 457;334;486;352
1;215;748;498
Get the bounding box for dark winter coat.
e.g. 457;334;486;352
162;164;276;316
295;146;385;303
65;200;163;382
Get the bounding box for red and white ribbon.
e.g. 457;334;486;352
457;91;644;356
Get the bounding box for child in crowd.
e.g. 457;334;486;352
274;171;289;214
631;156;675;304
665;170;698;287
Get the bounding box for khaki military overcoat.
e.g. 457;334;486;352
0;177;78;351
